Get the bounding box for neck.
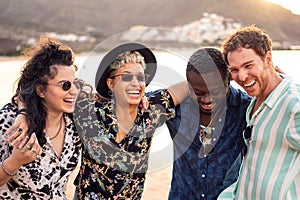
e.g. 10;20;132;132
200;112;211;127
45;112;64;131
256;71;283;106
115;104;138;129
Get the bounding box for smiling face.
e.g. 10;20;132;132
228;47;274;99
39;65;78;114
107;62;146;107
187;70;228;115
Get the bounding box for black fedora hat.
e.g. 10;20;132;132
95;43;157;98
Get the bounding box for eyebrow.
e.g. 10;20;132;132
229;60;254;70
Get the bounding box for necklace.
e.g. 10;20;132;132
49;115;63;140
199;125;215;155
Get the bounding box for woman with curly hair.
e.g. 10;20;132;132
0;37;81;199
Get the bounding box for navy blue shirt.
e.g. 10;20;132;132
166;85;251;200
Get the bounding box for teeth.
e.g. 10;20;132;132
64;98;75;102
201;102;214;109
127;90;140;95
244;80;255;87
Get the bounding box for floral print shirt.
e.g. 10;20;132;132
73;89;175;199
0;103;82;200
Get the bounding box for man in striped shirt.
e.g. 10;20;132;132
219;25;300;199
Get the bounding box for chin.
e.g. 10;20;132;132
64;109;74;113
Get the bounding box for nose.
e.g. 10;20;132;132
70;83;79;95
238;69;248;82
200;93;212;103
130;75;140;85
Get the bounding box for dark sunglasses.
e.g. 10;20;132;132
109;74;149;82
243;126;253;141
45;80;72;91
242;126;253;157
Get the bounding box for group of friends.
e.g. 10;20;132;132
0;25;299;200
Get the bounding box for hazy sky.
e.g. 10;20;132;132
267;0;300;15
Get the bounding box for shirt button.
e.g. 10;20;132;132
219;118;222;122
213;138;216;142
201;193;205;197
202;174;206;178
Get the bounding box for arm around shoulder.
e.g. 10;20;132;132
167;81;189;106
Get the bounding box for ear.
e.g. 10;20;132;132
106;78;114;92
36;85;45;98
265;51;272;65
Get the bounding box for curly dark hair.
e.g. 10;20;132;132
221;25;272;66
12;36;76;146
186;47;230;86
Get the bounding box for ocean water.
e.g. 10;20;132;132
1;50;300;171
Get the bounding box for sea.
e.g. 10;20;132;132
0;50;299;171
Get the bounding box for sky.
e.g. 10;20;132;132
267;0;300;15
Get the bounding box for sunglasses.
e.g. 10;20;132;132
243;126;253;141
109;74;150;82
242;125;253;157
199;126;215;155
45;81;73;91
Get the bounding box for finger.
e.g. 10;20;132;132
6;113;29;138
31;146;37;154
8;128;26;147
6;127;21;143
18;134;30;149
28;133;36;146
35;146;42;155
142;97;149;109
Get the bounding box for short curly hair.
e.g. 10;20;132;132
187;47;229;86
221;25;272;65
107;51;146;74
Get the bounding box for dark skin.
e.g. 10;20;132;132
187;70;228;127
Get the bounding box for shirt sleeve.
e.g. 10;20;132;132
0;104;17;161
287;105;300;151
147;89;176;127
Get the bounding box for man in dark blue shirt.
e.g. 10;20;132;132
166;47;251;199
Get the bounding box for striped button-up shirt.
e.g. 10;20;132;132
231;77;300;200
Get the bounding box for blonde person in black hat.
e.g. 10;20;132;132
0;37;81;199
72;43;188;199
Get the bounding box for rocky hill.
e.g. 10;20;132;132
0;0;300;55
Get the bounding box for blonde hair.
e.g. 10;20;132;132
108;51;146;73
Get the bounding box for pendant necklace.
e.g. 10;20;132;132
199;125;215;155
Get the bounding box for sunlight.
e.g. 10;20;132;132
266;0;300;15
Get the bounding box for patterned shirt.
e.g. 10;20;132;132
166;85;251;200
0;103;82;200
229;77;300;200
73;89;175;199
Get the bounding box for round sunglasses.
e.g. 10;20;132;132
44;80;73;91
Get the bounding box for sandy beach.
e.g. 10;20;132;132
0;58;173;199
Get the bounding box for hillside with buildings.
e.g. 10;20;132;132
0;0;299;55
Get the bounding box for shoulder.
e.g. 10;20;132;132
228;85;251;106
0;104;17;154
148;89;172;101
0;103;18;122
